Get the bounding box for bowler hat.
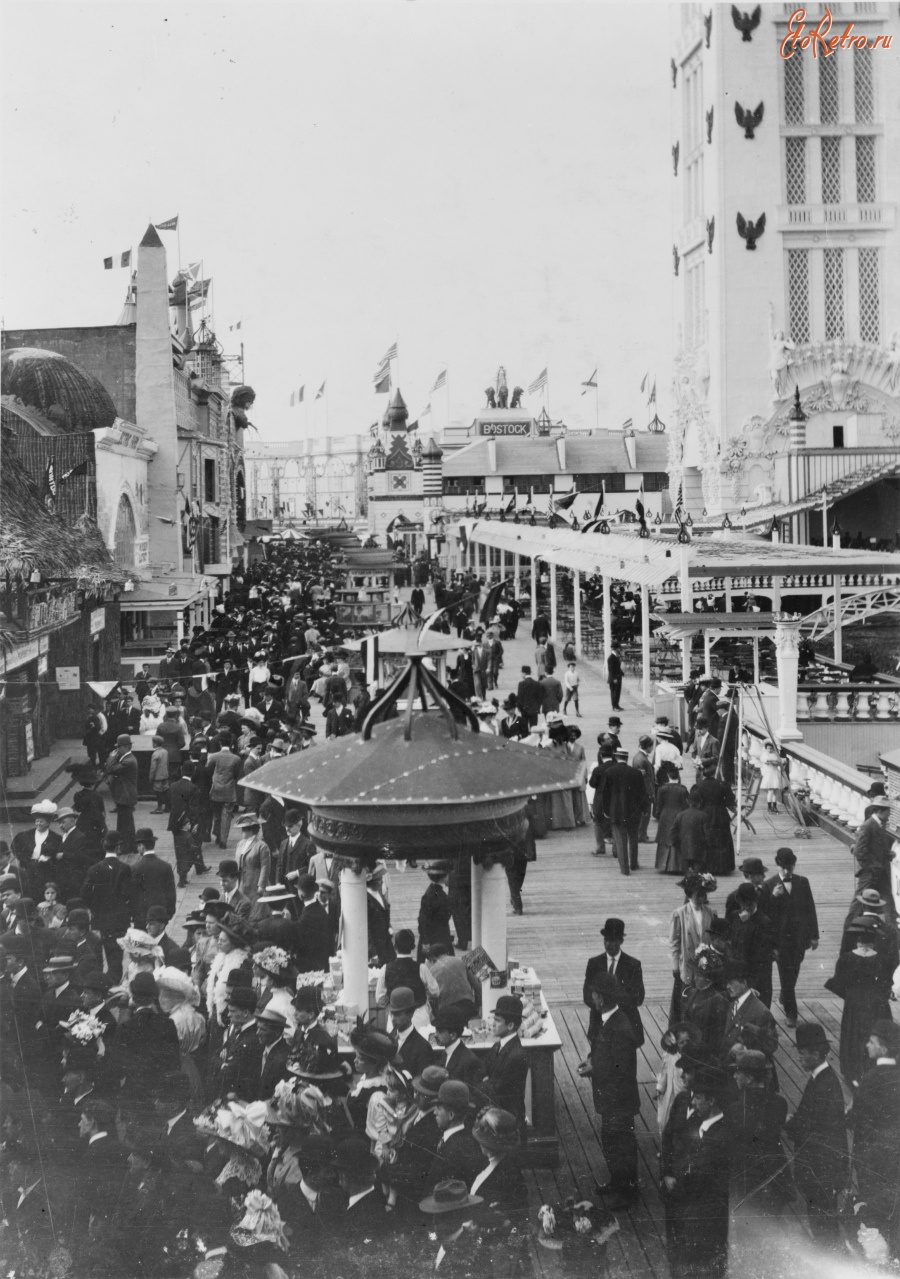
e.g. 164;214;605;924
297;1134;336;1166
493;995;524;1024
600;917;625;940
691;1065;727;1097
349;1025;397;1064
419;1179;483;1215
146;905;169;923
774;847;797;868
225;967;253;989
292;985;320;1013
130;972;159;1000
412;1065;450;1098
795;1023;828;1051
134;829;156;847
739;858;767;876
116;734;132;748
437;1080;472;1113
723;960;750;983
331;1136;376;1174
217;859;239;878
871;1019;900;1053
228;987;257;1011
731;1049;768;1075
80;969;111;994
389;987;416;1014
66;908;91;930
433;1007;467;1037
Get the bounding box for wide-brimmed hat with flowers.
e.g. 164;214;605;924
252;946;292;976
194;1101;270;1157
217;913;256;950
230;1189;289;1251
116;928;164;961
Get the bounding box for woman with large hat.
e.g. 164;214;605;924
680;945;729;1061
206;914;255;1027
469;1107;525;1220
825;917;894;1086
661;1065;730;1279
252;946;298;1038
346;1024;397;1131
156;965;207;1107
668;873;717;1025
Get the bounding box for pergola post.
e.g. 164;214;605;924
340;865;370;1017
513;551;520;591
704;632;712;674
549;562;558;638
474;860;508;1017
176;611;185;645
470;859;483;949
679;545;692;682
641;582;650;701
574;571;583;658
602;575;612;660
531;557;538;621
833;574;843;664
774;614;804;742
753;636;760;684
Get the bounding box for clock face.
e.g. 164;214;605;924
390;474;410;492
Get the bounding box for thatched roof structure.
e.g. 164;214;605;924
1;347;117;434
0;443;124;591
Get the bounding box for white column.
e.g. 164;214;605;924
470;859;483;950
176;612;185;644
753;636;760;685
339;865;370;1018
602;575;612;660
704;632;712;673
679;545;692;682
513;552;520;593
641;582;650;702
530;557;537;620
477;860;508;1018
773;614;804;742
833;575;843;664
574;571;583;659
549;562;558;638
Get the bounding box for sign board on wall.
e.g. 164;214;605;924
56;667;81;691
24;724;35;764
134;537;150;568
478;421;531;438
37;655;48;676
90;609;106;635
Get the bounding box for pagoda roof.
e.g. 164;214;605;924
243;713;579;807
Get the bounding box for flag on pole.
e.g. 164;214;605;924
315;381;326;400
581;368;598;395
528;368;548;395
553;485;579;511
379;342;398;366
648;379;656;405
421;404;431;418
297;385;304;403
155;216;179;231
290;392;296;407
373;366;391;393
103;257;113;270
640;373;649;393
622;417;634;431
229;320;242;331
430;369;447;392
104;252;131;269
60;459;89;482
121;250;131;268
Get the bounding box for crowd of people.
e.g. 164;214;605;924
2;540;898;1277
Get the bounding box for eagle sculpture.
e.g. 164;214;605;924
734;100;764;139
731;5;761;40
736;211;766;250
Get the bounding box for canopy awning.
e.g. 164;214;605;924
120;575;212;612
730;457;900;532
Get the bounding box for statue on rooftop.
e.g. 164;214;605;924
510;387;523;409
484;387;496;409
496;366;508;409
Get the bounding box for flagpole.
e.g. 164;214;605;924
595;359;599;433
177;220;182;272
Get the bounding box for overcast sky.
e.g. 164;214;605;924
2;1;672;443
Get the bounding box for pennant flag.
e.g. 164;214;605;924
121;250;131;268
379;342;398;366
315;381;326;400
373;366;391;393
553;486;579;511
229;320;242;331
155;216;179;231
581;368;598;395
635;496;647;531
360;634;380;686
504;490;517;514
185;262;201;280
421;404;431;417
188;278;211;306
430;369;447;393
594;483;605;518
528;367;548;394
290;392;296;407
297;385;304;403
622;417;634;431
640;372;649;393
103;257;113;270
60;459;89;482
480;578;511;626
648;379;657;405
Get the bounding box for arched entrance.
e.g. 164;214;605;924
113;493;137;569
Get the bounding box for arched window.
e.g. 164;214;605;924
113;494;137;568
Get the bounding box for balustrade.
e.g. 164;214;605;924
796;690;810;721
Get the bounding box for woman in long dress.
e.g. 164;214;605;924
695;762;736;877
566;725;589;827
825;919;894;1086
668;873;717;1025
547;722;575;830
654;763;690;872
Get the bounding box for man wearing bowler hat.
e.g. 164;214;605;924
390;986;436;1079
130;829;176;927
759;847;819;1028
332;1136;389;1236
483;995;529;1139
255;1007;291;1099
387;1065;449;1210
433;1007;486;1093
426;1080;484;1190
850;1019;900;1235
105;734;139;853
219;985;264;1101
216;858;252;920
785;1022;848;1246
582;972;640;1208
583;917;645;1055
599;748;648;875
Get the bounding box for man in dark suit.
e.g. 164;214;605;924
105;734;139;853
390;987;436;1078
80;833;133;980
332;1138;390;1237
76;1098;127;1222
606;646;623;710
54;808;93;898
417;865;454;960
294;873;335;973
515;665;543;729
0;935;43;1069
588;745;616;857
721;961;778;1061
129;830;176;926
729;883;775;1007
433;1007;486;1093
255;1008;291;1100
583;917;645;1050
850;1019;900;1235
852;797;896;906
167;765;207;887
786;1022;848;1246
584;972;640;1207
366;866;395;966
483;995;529;1138
758;847;819;1028
277;809;313;882
600;748;649;875
724;857;768;921
217;987;263;1101
426;1080;484;1190
115;972;180;1093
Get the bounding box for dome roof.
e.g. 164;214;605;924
0;347;117;435
381;387;409;431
